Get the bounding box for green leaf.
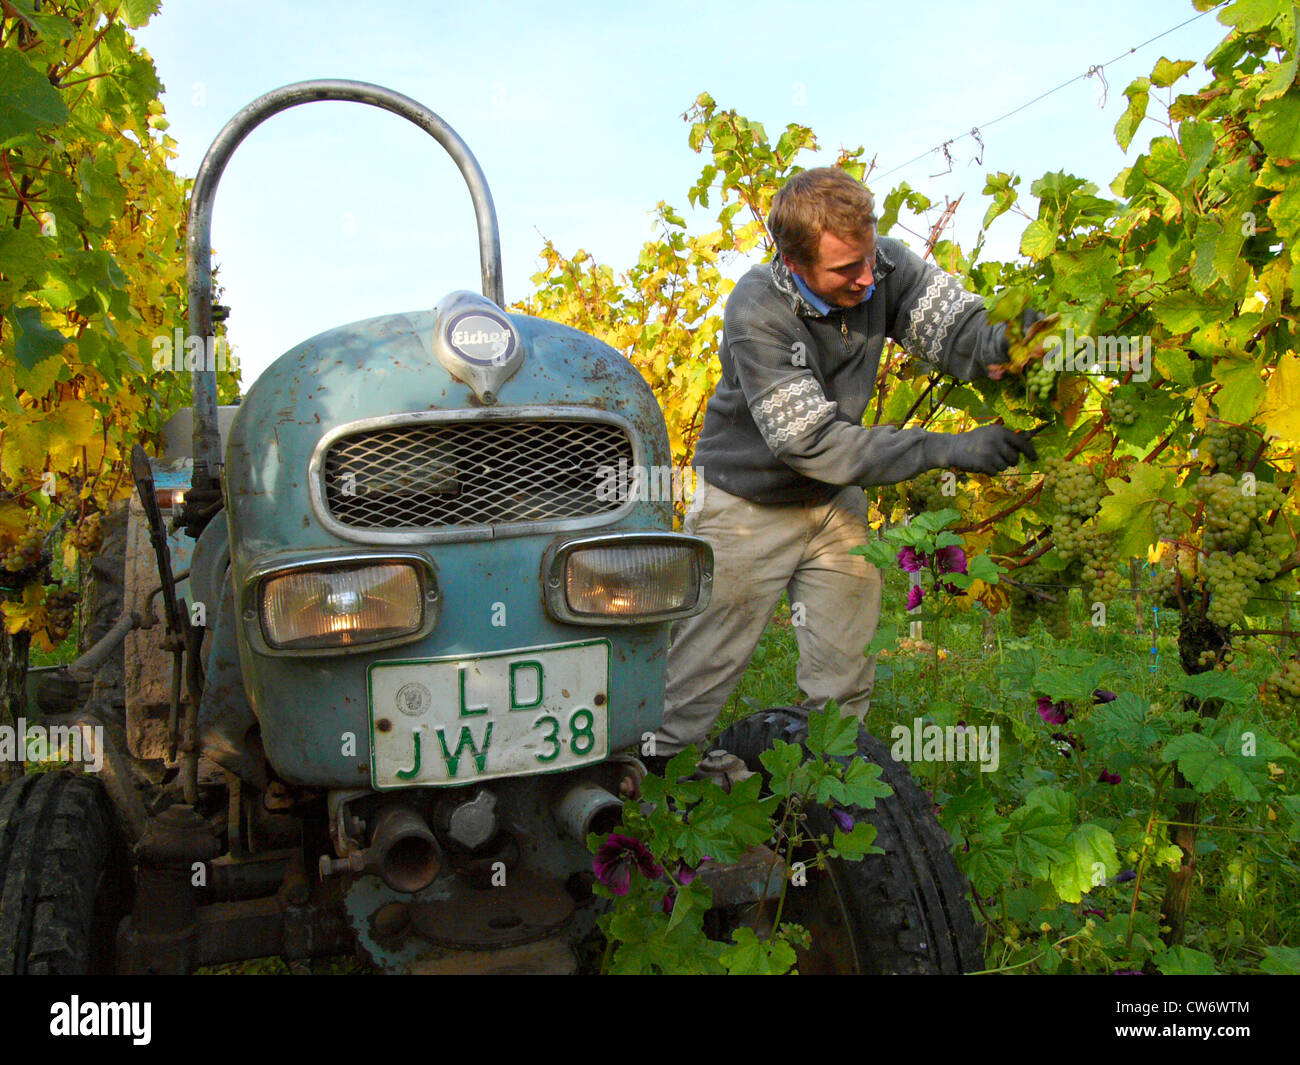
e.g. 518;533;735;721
11;307;70;370
1260;945;1300;974
1004;787;1073;880
1097;462;1175;558
759;740;804;793
1115;78;1151;151
1220;0;1288;33
864;620;899;655
1032;663;1106;703
1167;671;1255;707
1179;119;1216;184
1083;692;1165;755
830;821;881;860
0;50;68;140
1050;823;1119;904
1211;357;1266;423
1151;57;1197;88
838;757;892;808
1019;219;1057;260
806;703;858;757
1152;291;1221;334
122;0;162;26
1155;945;1218;975
1249;95;1300;160
720;926;798;974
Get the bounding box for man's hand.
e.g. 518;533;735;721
943;426;1038;474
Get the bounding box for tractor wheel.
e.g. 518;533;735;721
0;771;129;974
713;708;985;974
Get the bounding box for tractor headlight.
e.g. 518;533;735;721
248;555;437;653
543;534;712;625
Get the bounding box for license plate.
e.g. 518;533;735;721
367;639;610;788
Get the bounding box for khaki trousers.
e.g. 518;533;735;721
655;478;882;756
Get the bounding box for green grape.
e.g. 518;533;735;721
1264;657;1300;711
1200;421;1250;473
905;468;954;515
1025;361;1056;402
1104;391;1139;427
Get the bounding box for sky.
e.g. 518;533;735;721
133;0;1235;385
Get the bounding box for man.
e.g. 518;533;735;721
653;165;1036;760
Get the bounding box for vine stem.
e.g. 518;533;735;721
1126;763;1172;952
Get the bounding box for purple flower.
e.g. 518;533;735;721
593;833;663;895
935;545;968;575
897;547;927;573
936;580;962;596
831;807;855;833
1093;689;1118;703
906;585;924;610
1037;696;1068;725
1082;908;1106;918
1115;869;1137;884
1098;768;1122;785
1050;731;1075;757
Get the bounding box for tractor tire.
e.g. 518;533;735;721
714;708;985;974
0;771;129;974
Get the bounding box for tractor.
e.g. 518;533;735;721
0;81;981;974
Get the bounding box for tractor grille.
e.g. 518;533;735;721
322;419;635;529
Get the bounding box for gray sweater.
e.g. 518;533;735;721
693;236;1015;504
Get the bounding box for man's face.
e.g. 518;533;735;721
785;228;877;309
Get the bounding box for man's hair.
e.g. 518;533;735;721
768;167;877;267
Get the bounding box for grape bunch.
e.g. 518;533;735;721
1152;503;1187;545
1149;562;1181;609
65;513;103;555
1264;657;1300;711
1193;474;1291;628
1008;569;1071;640
42;586;77;644
2;530;46;579
905;469;953;515
1078;533;1125;605
1104;391;1138;427
1025;361;1056;403
1200;422;1250;473
1048;458;1105;519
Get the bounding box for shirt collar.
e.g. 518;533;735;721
770;246;894;318
790;271;834;315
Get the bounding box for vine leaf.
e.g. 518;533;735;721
1096;464;1173;558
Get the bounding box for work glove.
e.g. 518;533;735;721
932;426;1038;475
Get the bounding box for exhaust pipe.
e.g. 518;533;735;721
554;782;624;842
366;804;443;894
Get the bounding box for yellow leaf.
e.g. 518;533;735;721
0;503;27;542
1191;392;1211;431
1;584;45;635
1259;352;1300;442
46;399;99;469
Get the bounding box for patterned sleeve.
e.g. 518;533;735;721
882;237;1011;380
749;374;839;454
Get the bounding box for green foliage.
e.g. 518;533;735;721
0;2;240;652
592;705;887;974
